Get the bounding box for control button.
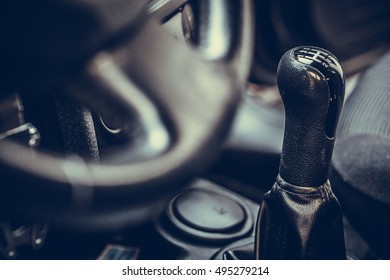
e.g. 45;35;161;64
173;189;246;233
165;183;253;242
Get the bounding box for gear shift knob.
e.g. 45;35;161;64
255;46;346;259
277;46;345;186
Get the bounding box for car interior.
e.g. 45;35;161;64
0;0;389;260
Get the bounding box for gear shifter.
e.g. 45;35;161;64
255;46;346;259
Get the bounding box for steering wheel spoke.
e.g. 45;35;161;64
72;51;171;162
0;0;253;230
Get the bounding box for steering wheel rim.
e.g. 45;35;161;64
0;0;253;230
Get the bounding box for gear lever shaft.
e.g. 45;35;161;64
255;46;346;259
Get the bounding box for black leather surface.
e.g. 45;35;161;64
255;175;346;259
254;47;346;259
277;48;344;187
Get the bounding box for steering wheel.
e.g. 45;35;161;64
0;0;253;230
